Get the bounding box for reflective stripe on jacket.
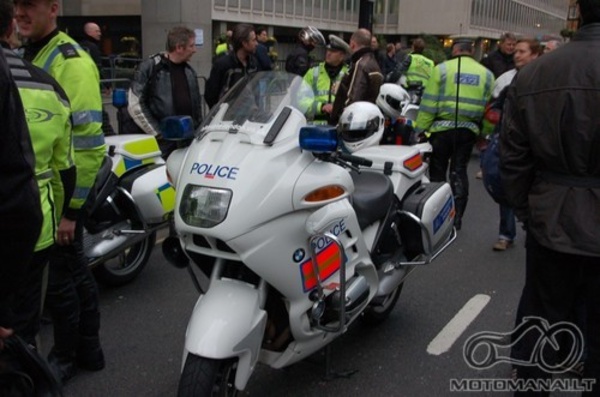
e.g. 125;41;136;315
416;55;494;135
302;62;348;120
31;31;105;212
405;53;434;85
5;47;73;251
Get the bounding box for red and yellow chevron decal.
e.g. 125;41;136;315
300;242;341;292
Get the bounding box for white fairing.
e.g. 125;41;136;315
165;148;188;189
129;166;173;223
104;134;175;224
183;279;266;390
174;72;453;391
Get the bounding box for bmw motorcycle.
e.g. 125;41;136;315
164;71;456;395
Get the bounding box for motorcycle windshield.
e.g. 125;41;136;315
200;71;314;141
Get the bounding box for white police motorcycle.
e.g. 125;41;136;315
82;89;176;285
163;71;456;396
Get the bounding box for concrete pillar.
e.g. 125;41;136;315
60;0;82;16
141;0;213;78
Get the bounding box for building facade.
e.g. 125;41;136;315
58;0;570;77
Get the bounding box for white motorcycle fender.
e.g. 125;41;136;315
183;279;267;391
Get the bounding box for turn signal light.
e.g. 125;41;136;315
403;153;423;171
304;185;346;202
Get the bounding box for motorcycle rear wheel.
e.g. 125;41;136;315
92;231;156;287
177;354;239;397
361;283;403;325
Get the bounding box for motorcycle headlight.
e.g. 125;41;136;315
180;185;232;228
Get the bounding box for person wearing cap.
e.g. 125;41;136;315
415;36;494;230
329;29;384;125
302;34;349;124
481;32;516;78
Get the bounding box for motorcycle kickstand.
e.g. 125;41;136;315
322;344;358;381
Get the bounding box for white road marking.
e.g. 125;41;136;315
427;294;491;356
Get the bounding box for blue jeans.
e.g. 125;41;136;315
499;204;516;241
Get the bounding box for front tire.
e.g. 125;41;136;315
177;354;238;397
361;283;403;325
92;228;156;287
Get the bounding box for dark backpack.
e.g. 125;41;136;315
0;335;63;397
481;132;508;205
481;87;509;205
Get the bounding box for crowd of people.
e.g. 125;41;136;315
1;0;600;395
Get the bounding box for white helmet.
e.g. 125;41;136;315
338;102;385;153
299;26;325;47
376;83;411;119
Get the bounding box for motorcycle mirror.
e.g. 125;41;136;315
160;116;195;141
112;88;128;108
299;125;338;153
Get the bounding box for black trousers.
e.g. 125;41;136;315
428;128;476;220
10;247;52;346
512;233;600;396
45;211;101;355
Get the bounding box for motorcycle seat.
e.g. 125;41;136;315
87;156;114;214
350;171;394;229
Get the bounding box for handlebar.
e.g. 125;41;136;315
337;153;373;168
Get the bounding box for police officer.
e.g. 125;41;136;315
387;37;434;86
15;0;106;383
303;34;349;124
415;36;494;230
0;2;42;343
1;7;74;347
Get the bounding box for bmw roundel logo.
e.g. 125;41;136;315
293;249;306;263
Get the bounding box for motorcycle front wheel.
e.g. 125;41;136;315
92;230;156;287
177;354;239;397
361;283;403;325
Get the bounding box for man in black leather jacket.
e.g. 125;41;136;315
128;26;202;156
205;23;258;108
501;0;600;391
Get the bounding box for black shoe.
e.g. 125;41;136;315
454;218;462;231
47;350;77;384
76;336;105;371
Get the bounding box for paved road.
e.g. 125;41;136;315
40;156;533;397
